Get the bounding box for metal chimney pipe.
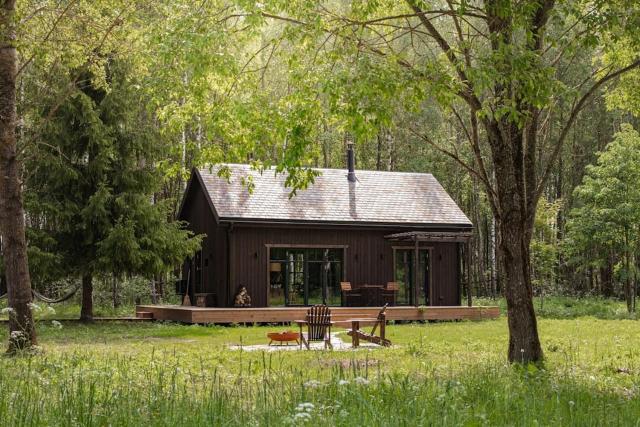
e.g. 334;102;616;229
347;142;356;182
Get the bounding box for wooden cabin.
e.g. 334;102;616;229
177;151;472;309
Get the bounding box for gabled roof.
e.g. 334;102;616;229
184;164;472;228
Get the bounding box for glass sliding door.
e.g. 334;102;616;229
394;248;431;306
269;247;343;306
394;250;413;305
417;249;431;306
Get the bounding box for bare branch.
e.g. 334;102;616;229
408;127;492;191
406;0;482;111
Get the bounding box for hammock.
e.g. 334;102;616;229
0;285;81;304
31;283;81;304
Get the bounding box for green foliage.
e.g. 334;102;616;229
25;60;201;285
565;125;640;265
564;125;640;307
531;199;562;295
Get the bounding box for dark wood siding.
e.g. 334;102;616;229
179;178;228;307
430;242;459;306
229;225;461;307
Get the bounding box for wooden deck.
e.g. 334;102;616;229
135;305;500;325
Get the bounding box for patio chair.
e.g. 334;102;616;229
340;282;361;307
347;304;391;347
295;305;334;350
382;282;399;306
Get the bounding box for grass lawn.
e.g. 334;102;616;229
0;312;639;426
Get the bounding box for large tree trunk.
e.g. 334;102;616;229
499;215;544;363
80;274;93;321
1;0;37;353
488;121;544;363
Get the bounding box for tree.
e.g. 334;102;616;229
27;60;202;321
565;124;640;312
0;0;150;352
241;0;640;362
0;0;36;352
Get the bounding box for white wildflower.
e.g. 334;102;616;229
303;380;321;389
28;302;41;312
1;307;15;315
293;412;311;421
568;401;575;406
10;330;25;339
46;306;56;315
354;377;370;385
338;379;350;386
296;402;315;412
51;320;63;329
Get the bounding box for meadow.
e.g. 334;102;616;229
0;299;639;426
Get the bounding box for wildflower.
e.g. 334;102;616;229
354;377;370;385
568;401;575;406
293;412;312;421
296;402;315;412
28;302;41;312
303;380;321;389
1;307;15;315
338;379;350;386
51;320;63;329
46;306;56;315
10;330;25;339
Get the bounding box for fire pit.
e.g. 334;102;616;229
267;331;300;346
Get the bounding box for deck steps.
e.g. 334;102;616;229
135;311;154;319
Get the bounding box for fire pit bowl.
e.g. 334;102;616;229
267;331;300;346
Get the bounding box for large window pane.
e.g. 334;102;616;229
394;250;412;305
394;248;430;306
269;260;286;306
269;247;343;306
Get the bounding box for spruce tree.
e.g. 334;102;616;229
26;59;200;320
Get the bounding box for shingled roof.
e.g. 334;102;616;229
186;164;472;228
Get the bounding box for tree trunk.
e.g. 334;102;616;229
150;277;158;304
499;217;544;363
112;277;119;308
376;132;383;170
0;0;37;353
488;121;543;363
600;255;614;297
80;274;93;321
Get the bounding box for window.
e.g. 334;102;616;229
269;247;344;306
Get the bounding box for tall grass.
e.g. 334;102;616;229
0;348;638;426
1;298;639;425
0;316;639;426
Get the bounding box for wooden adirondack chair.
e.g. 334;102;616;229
347;304;391;347
295;305;334;350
